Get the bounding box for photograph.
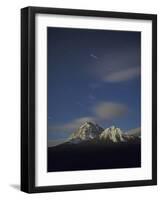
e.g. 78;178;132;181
21;6;157;193
47;27;141;172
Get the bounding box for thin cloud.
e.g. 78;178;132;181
125;127;141;135
48;102;129;137
93;101;128;120
88;50;141;83
102;67;140;83
90;54;98;59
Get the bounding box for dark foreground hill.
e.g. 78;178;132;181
48;140;141;172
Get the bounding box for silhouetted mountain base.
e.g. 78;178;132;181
48;141;141;172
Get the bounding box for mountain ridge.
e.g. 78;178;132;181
67;122;140;145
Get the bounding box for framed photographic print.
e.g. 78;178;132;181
21;6;157;193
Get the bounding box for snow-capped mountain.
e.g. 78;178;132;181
69;122;104;143
125;127;141;138
99;126;125;143
67;122;140;144
122;127;141;141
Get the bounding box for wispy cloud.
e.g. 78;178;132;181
48;101;128;138
125;127;141;135
103;67;140;83
88;49;141;83
93;101;128;120
90;53;98;59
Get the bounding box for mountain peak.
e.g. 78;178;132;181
110;125;116;129
99;126;124;143
69;121;104;142
80;121;96;127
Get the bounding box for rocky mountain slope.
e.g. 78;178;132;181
99;126;125;143
69;122;104;143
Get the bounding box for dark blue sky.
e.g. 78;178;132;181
47;27;141;140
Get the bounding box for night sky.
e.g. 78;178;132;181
47;27;141;142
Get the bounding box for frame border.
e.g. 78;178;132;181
21;6;157;193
